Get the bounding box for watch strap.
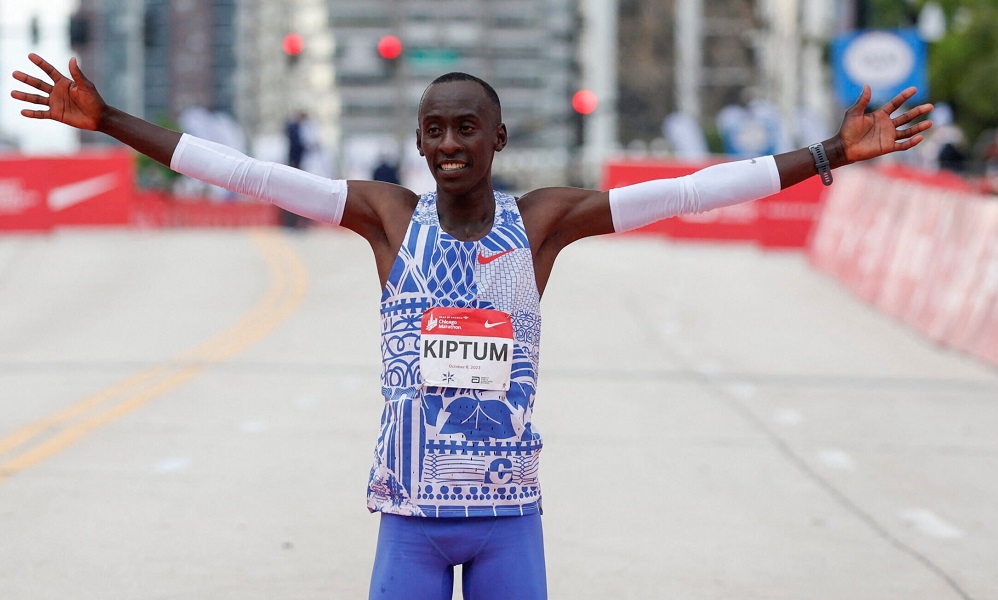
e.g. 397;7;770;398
808;142;833;186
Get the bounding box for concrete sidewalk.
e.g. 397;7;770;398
0;229;995;599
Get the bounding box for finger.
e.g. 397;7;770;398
892;103;935;127
849;84;872;114
11;70;54;94
880;86;917;116
910;119;932;134
896;134;924;151
896;120;932;140
19;108;52;120
28;52;65;83
910;103;934;119
10;90;51;106
69;57;88;83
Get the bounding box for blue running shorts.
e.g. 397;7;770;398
369;512;547;599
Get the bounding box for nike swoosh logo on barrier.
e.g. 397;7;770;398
477;249;516;265
47;173;119;212
484;321;507;329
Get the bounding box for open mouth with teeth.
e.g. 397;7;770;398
439;161;468;172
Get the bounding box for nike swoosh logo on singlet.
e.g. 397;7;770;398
477;248;516;265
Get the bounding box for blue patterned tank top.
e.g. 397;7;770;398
368;190;543;518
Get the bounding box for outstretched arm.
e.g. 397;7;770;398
11;53;181;165
536;85;934;239
11;53;345;222
521;85;933;290
12;53;417;287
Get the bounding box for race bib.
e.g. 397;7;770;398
420;307;514;391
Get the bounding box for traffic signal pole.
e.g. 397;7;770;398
387;0;407;168
123;2;144;117
578;0;619;186
675;0;703;122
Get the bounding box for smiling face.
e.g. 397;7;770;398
416;79;507;199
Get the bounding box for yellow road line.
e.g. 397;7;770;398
0;366;169;457
0;231;309;484
0;367;203;479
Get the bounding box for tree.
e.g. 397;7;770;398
864;0;998;153
927;1;998;148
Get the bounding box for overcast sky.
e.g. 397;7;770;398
1;1;79;153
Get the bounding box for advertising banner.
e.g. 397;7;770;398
0;151;134;231
832;29;928;107
0;156;53;232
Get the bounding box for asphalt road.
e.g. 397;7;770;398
1;228;995;600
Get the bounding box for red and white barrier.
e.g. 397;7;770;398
809;165;998;369
131;191;279;229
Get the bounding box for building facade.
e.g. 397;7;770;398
75;0;238;124
326;0;580;155
73;0;338;168
617;0;837;152
69;0;838;185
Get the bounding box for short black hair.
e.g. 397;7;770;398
419;72;502;122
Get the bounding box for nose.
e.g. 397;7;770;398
439;127;461;154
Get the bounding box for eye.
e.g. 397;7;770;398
459;124;475;134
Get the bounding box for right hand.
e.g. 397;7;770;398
10;53;106;131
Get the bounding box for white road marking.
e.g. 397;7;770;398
899;508;965;539
696;361;723;377
817;448;855;470
239;420;268;434
725;382;757;399
294;395;319;409
660;321;682;337
774;409;803;426
154;457;192;474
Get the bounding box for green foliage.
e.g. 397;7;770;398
703;126;725;155
864;0;998;147
862;0;920;28
928;1;998;145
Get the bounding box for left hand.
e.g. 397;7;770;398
835;85;933;164
11;53;106;131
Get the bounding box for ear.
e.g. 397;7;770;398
494;123;508;152
415;128;424;156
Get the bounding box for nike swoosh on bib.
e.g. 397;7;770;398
477;248;516;265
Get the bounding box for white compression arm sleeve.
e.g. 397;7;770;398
608;156;781;233
170;133;347;225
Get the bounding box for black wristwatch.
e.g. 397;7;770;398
808;142;833;186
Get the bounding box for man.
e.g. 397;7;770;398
11;53;931;599
280;110;314;228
